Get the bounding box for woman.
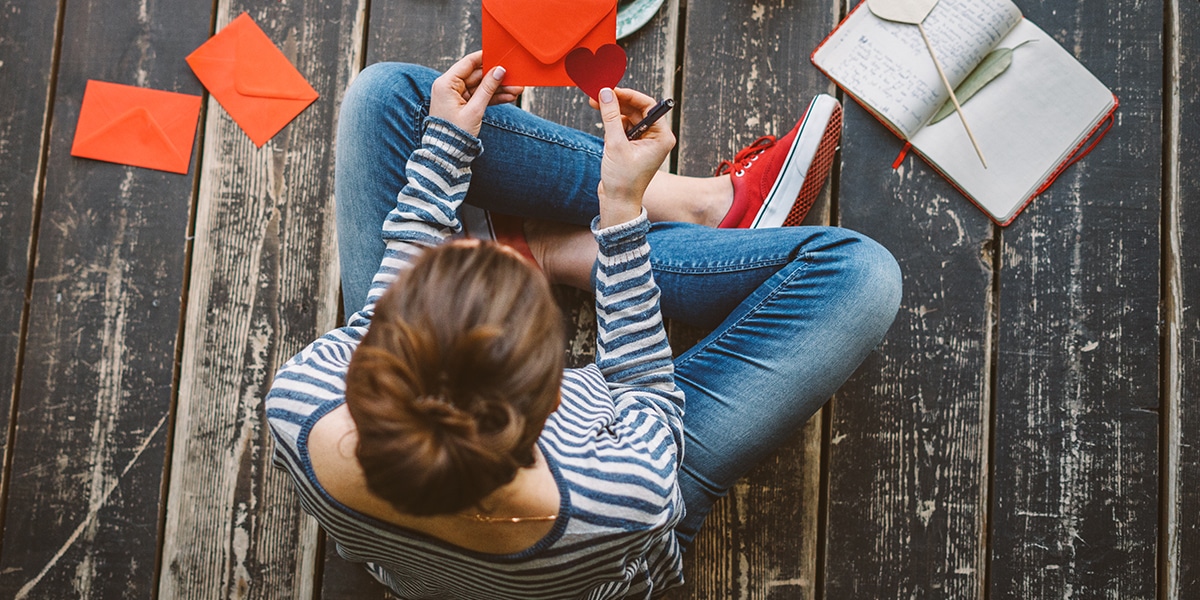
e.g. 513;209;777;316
266;52;901;598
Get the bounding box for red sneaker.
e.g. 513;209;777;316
717;95;842;228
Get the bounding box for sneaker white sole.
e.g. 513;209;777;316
750;94;841;228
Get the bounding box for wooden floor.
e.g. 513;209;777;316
0;0;1195;597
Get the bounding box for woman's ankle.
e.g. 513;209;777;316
643;173;734;227
698;176;735;227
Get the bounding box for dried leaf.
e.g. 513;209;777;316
930;39;1035;124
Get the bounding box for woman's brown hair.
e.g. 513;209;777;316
344;240;565;516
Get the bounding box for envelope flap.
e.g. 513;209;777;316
232;13;318;100
483;0;615;64
76;106;185;167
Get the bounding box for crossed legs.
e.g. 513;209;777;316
335;62;902;549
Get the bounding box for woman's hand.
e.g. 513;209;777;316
428;51;524;137
594;87;676;228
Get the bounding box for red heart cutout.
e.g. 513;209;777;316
565;44;628;101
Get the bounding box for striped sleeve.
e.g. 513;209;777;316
591;211;685;453
265;326;362;457
347;117;482;328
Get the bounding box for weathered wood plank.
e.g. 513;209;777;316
825;85;995;600
990;1;1162;598
158;1;364;598
318;550;383;598
0;0;61;508
1169;0;1198;596
319;542;399;600
0;0;210;596
670;0;839;597
366;0;481;69
317;1;484;597
668;424;824;600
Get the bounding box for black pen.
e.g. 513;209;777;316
625;98;675;140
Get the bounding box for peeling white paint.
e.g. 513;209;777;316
15;415;168;599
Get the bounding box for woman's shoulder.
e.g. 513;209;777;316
268;326;363;405
307;405;414;525
304;408;429;535
310;407;565;556
265;327;363;450
307;406;368;502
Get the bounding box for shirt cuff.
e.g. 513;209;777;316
591;209;651;256
421;116;483;162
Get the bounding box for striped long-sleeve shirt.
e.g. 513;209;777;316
265;117;686;599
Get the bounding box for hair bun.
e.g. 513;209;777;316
345;241;565;516
410;393;470;436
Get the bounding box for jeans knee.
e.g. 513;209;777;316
820;229;903;335
340;62;437;126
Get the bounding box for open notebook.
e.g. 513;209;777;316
812;0;1117;225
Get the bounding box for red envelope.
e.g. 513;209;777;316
186;12;318;147
70;80;202;174
482;0;616;86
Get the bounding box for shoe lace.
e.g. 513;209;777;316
714;136;777;176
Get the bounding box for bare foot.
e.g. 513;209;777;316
523;220;597;290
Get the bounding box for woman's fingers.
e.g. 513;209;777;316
464;66;507;113
444;51;484;81
488;85;524;105
462;67;484;91
429;51;500;136
588;87;665;127
459;63;520;105
588;90;647;109
596;88;629;146
613;88;657;115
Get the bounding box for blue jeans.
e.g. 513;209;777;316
335;63;902;547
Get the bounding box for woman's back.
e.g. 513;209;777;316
268;363;684;599
308;403;560;555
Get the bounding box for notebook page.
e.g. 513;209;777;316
814;0;1022;137
909;19;1114;222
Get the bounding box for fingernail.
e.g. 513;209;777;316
599;88;614;103
492;66;506;80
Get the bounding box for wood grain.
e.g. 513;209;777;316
316;0;481;596
0;0;61;513
1;0;1184;597
670;0;840;597
0;0;210;597
366;0;481;69
826;103;995;600
667;419;824;600
159;1;364;598
1169;0;1198;596
989;1;1162;598
319;541;399;600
